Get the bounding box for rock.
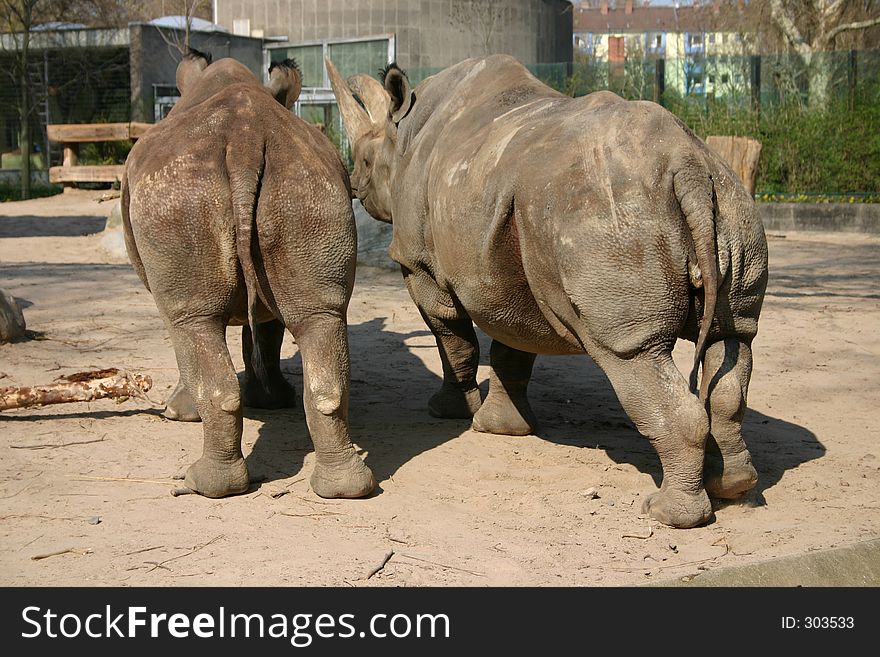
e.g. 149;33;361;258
0;288;26;343
105;198;123;230
97;199;129;260
353;199;395;269
580;487;599;499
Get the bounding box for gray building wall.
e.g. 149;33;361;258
215;0;573;71
128;24;265;122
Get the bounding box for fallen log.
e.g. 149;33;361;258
0;368;152;411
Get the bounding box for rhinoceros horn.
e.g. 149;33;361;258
325;57;373;143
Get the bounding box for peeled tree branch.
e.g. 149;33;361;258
0;368;153;411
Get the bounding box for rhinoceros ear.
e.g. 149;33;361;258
381;64;414;125
267;58;302;109
176;47;211;94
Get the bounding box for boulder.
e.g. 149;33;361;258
0;289;26;343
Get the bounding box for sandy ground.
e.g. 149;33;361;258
0;190;878;587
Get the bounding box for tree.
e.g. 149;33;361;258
1;0;44;200
768;0;880;106
151;0;212;58
449;0;505;56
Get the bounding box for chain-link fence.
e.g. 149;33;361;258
0;46;130;170
404;50;880;197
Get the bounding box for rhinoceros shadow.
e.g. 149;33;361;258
245;317;476;488
247;322;823;505
524;351;825;505
0;215;106;238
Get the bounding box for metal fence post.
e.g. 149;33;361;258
653;58;665;106
750;54;761;114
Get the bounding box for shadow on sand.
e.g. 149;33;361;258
0;215;106;238
3;317;822;509
244;320;823;511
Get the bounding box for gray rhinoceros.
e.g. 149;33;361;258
327;55;768;528
122;50;375;500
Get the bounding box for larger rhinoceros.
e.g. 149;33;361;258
122;50;375;500
327;55;768;528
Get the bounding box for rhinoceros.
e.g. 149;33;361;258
327;55;768;528
122;50;375;500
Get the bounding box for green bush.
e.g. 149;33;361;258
0;181;63;202
660;91;880;196
79;140;134;166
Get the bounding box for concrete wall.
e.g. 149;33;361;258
759;203;880;234
216;0;573;71
128;24;265;123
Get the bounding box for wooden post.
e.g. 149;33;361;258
61;143;79;193
706;135;762;199
750;55;761;115
653;58;665;105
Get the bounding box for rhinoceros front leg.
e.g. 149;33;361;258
292;314;375;499
403;267;482;418
593;347;713;529
701;338;758;499
166;317;250;498
472;340;537;435
241;319;297;410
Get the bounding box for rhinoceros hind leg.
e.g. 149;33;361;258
184;456;249;499
290;313;375;499
642;486;714;529
168;317;250;498
241;320;298;410
428;385;482;419
472;340;537;436
701;339;758;499
163;379;201;422
595;347;713;529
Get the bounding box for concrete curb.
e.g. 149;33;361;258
759;203;880;233
646;539;880;587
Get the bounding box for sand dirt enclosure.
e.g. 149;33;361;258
1;190;878;587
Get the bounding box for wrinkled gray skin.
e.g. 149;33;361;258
328;54;768;528
122;53;375;499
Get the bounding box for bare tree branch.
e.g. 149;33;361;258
769;0;810;54
826;16;880;42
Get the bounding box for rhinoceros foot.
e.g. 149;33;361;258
184;456;250;498
427;384;482;419
242;373;297;410
163;381;201;422
310;450;376;499
642;486;713;529
471;392;536;436
704;449;758;499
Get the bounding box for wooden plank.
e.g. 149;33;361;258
49;165;125;183
128;122;154;139
47;122;153;143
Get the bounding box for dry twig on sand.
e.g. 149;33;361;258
0;369;154;411
365;550;395;580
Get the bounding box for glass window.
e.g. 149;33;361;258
271;45;323;88
328;39;389;81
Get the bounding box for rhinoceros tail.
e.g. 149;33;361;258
120;169;150;292
674;160;719;395
230;146;269;391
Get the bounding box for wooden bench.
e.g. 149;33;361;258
47;122;153;190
